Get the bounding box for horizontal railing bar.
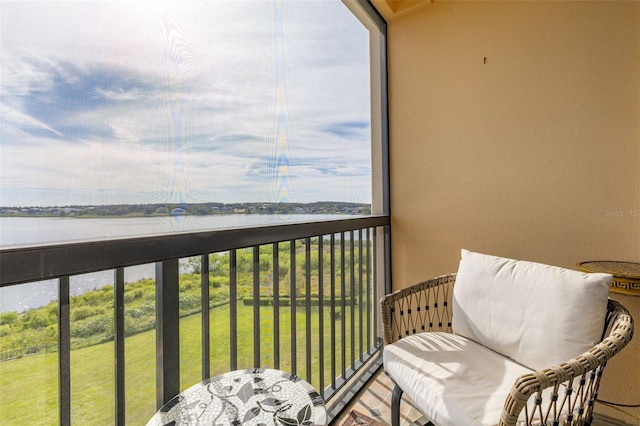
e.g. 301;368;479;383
322;346;381;403
0;216;389;286
324;354;383;419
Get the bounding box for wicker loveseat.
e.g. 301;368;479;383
381;250;634;426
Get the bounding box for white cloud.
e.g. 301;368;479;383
0;0;372;206
0;103;64;137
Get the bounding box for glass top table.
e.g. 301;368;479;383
147;368;327;426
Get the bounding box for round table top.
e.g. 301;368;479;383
147;368;326;426
577;261;640;279
578;260;640;296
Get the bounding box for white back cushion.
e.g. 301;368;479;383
452;250;611;370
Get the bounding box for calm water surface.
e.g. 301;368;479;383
0;214;356;312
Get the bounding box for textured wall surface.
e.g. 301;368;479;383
385;1;640;422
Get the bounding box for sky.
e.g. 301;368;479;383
0;0;372;207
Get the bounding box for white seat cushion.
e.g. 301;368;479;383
452;250;611;370
383;332;534;426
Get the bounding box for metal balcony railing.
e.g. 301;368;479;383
0;216;390;425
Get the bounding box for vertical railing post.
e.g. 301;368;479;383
201;254;210;380
230;250;238;371
340;232;346;378
59;276;71;426
384;225;392;295
365;228;372;354
155;259;180;408
318;236;325;396
373;227;381;347
273;243;281;369
290;240;297;376
350;231;356;371
330;234;337;389
305;237;312;382
253;246;261;367
358;229;364;361
114;268;126;426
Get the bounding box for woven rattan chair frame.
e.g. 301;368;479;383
380;273;634;426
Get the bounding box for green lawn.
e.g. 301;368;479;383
0;302;367;425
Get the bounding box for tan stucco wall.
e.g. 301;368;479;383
386;1;640;422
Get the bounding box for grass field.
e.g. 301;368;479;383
0;302;366;425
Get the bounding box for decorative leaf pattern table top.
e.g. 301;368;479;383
147;368;326;426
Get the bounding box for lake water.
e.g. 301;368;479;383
0;214;356;313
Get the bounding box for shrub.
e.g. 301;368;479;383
211;276;226;289
124;316;155;336
126;302;155;319
124;287;149;303
76;290;108;307
46;304;58;318
210;287;230;303
71;315;112;338
0;311;19;326
179;294;200;313
0;324;12;337
126;307;146;319
180;276;198;291
72;306;104;321
21;310;53;329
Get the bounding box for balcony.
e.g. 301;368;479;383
1;0;639;424
0;216;390;425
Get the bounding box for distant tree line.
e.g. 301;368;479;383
0;202;371;217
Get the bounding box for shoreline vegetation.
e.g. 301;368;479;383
0;240;363;362
0;201;371;218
